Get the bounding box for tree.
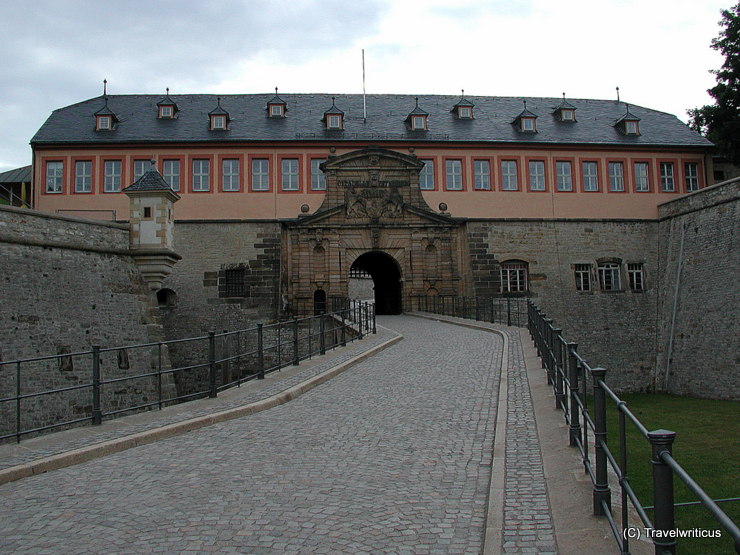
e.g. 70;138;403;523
688;3;740;165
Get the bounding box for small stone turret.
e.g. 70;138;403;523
123;161;181;289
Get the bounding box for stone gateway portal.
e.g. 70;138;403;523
284;147;465;314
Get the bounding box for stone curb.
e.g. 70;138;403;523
0;331;403;486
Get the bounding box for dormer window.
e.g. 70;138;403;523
452;91;475;120
266;87;287;118
323;96;344;130
615;105;641;136
406;97;429;131
553;95;577;123
328;114;342;129
94;94;118;131
513;101;537;133
157;89;179;119
209;97;230;131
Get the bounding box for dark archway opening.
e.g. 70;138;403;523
350;251;402;315
313;289;327;315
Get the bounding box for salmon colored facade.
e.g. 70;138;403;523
33;143;709;221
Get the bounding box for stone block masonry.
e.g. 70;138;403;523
0;205;173;438
465;219;659;392
656;178;739;400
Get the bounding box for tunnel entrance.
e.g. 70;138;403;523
350;252;403;315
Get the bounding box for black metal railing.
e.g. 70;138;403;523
527;300;740;555
0;301;375;444
409;295;527;327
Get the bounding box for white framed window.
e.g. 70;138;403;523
627;263;645;291
133;160;149;181
501;161;518;191
501;261;528;293
598;262;621;291
521;118;535;132
419;160;435;190
192;159;210;191
412;116;426;130
582;162;599;192
311;159;326;190
561;109;575;121
327;115;341;129
270;104;284;117
634;162;650;192
445;160;462;190
685;162;699;192
528;160;545;191
625;120;639;135
574;264;592;291
458;106;472;119
556;161;573;191
97;116;111;130
159;106;173;118
74;160;92;193
162;160;180;192
660;162;675;192
45;161;63;193
608;162;624;192
104;160;122;192
474;160;490;190
281;158;299;191
222;159;240;191
211;115;226;130
251;159;269;191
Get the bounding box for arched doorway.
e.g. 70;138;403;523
350;251;402;315
313;289;327;315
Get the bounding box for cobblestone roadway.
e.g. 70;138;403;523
0;316;502;554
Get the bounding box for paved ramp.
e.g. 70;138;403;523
0;316;562;554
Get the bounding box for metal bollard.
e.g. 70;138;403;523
648;430;677;555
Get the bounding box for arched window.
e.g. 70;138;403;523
500;261;528;294
313;289;327;315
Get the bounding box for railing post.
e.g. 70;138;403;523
553;328;564;409
358;304;364;339
208;332;217;398
157;342;163;410
319;316;326;355
15;361;22;442
257;323;265;379
292;317;299;366
507;297;512;326
567;342;581;447
591;367;611;516
544;318;554;384
341;309;347;346
648;430;677;555
92;345;102;425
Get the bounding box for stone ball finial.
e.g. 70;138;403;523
439;202;448;212
301;204;310;213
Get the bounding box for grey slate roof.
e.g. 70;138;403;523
31;93;711;148
0;165;31;184
123;168;175;192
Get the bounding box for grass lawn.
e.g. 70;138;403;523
604;393;739;555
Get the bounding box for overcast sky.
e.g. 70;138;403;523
0;0;730;172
